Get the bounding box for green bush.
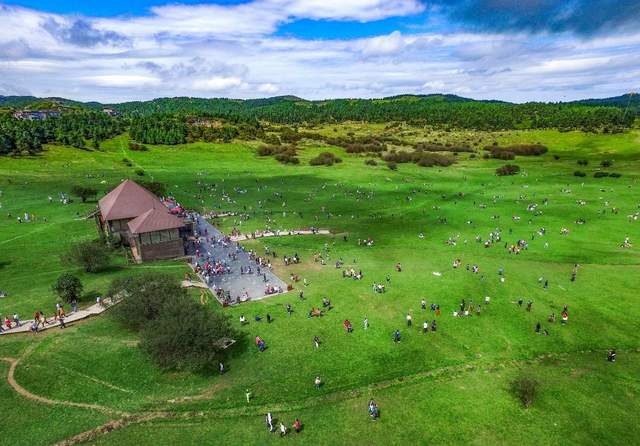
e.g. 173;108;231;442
365;159;378;166
601;159;613;167
577;159;589;166
609;172;622;178
387;161;398;171
110;273;237;371
496;164;521;176
488;144;547;157
574;170;586;177
135;168;145;176
128;142;148;151
140;299;237;371
594;171;609;178
510;376;539;408
63;240;111;273
70;185;98;203
110;273;184;332
492;150;515;160
139;181;168;197
52;273;83;303
310;152;342;166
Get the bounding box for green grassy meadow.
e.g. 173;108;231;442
0;127;639;445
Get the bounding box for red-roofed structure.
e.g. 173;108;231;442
96;179;190;262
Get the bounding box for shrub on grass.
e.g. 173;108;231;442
496;164;521;176
365;159;378;166
577;159;589;166
63;240;111;273
52;273;83;303
487;144;547;157
594;171;609;178
258;145;299;164
600;159;613;167
139;181;167;197
70;185;98;203
310;152;342;166
492;150;516;160
609;172;622;178
135;168;145;176
387;161;398;171
110;273;237;371
140;299;237;372
128;142;148;151
574;171;586;177
109;273;184;332
510;376;539;408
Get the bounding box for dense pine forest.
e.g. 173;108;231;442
0;94;637;153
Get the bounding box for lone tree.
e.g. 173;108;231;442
52;273;83;303
109;273;237;371
510;376;539;408
63;240;110;273
70;185;98;203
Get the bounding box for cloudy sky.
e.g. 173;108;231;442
0;0;639;103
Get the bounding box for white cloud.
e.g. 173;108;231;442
0;3;638;102
191;77;245;91
258;83;280;94
81;75;162;88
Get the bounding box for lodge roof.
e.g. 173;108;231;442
98;179;164;221
127;207;184;234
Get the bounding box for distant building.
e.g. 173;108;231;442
12;110;61;120
102;108;121;117
95;179;192;262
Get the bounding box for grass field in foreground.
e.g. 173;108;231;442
0;127;639;445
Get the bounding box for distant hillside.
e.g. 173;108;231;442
571;93;640;114
1;93;636;130
0;95;101;111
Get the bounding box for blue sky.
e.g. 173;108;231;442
0;0;638;102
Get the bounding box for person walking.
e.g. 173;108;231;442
266;412;274;432
219;362;225;375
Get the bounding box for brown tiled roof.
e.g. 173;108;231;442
128;208;184;234
98;179;163;221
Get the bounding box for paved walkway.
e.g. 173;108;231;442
1;297;117;335
230;229;331;242
194;216;288;304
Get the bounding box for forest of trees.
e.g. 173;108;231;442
0;112;124;155
0;94;637;153
113;96;635;131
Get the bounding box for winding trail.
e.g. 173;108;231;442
3;346;638;445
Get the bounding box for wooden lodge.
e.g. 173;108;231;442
96;179;191;262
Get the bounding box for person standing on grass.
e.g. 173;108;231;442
279;422;287;437
423;321;429;334
266;412;274;432
394;329;401;343
406;313;412;327
364;317;369;330
314;376;322;390
293;418;302;433
313;336;320;349
219;362;225;375
421;299;427;310
246;389;252;403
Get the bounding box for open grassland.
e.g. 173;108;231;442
1;127;639;445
